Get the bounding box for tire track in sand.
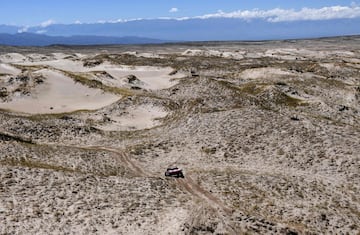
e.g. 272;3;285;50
48;144;230;213
87;145;232;214
176;175;232;215
89;146;150;177
86;146;224;213
49;144;149;177
176;175;236;234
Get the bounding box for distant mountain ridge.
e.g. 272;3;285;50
0;17;359;45
0;33;165;46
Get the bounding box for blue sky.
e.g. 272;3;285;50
1;0;358;26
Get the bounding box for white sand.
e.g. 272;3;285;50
0;53;183;115
0;53;27;63
240;67;293;80
0;63;21;75
123;51;165;58
182;49;245;59
15;58;184;90
18;59;88;72
97;105;167;131
105;66;182;90
0;69;119;114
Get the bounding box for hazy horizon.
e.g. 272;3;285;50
1;1;360;43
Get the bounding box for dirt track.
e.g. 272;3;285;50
87;145;232;213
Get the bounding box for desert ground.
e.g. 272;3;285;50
0;36;359;234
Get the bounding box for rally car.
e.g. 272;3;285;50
165;167;184;178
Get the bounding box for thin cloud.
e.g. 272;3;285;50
40;19;55;28
169;7;178;13
97;18;144;24
18;26;29;33
61;4;360;25
36;30;47;34
192;5;360;22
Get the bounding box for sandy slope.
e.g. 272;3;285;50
104;66;180;90
14;55;184;90
0;69;119;114
0;63;21;75
96;105;167;131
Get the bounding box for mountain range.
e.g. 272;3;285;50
0;33;165;46
1;18;359;46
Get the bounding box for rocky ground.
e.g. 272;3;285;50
0;36;359;234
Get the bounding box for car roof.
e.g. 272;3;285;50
167;167;179;170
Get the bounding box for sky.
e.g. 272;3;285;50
1;0;359;26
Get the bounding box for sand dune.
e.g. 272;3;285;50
0;63;21;75
0;53;184;115
13;55;184;90
0;69;119;114
96;105;167;131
